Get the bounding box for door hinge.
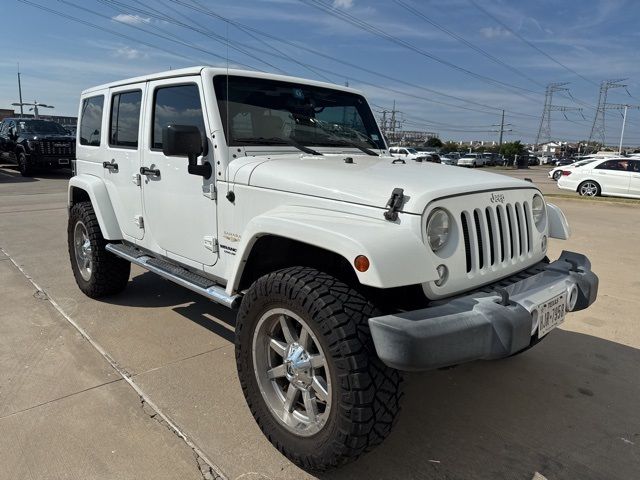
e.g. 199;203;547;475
202;183;217;200
203;236;218;253
132;173;141;186
134;215;144;228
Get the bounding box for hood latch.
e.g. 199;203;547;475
384;188;405;221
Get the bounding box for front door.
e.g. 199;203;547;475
592;159;631;195
141;77;218;266
628;160;640;197
103;83;145;240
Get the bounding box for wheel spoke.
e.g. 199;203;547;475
267;364;287;379
298;327;310;350
279;315;296;344
311;376;329;403
269;337;287;357
83;257;91;269
283;384;299;413
309;354;325;369
302;390;318;423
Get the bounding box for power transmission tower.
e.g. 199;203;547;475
535;83;582;149
379;101;403;143
588;79;629;149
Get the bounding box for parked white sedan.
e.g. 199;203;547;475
557;158;640;198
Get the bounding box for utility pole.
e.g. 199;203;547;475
535;82;582;150
588;79;628;151
492;110;512;148
619;105;628;154
17;63;24;117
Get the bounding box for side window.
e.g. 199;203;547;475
629;160;640;173
80;95;104;146
109;90;142;148
596;160;626;171
152;84;204;149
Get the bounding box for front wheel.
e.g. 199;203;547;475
18;152;34;177
68;201;131;298
578;180;600;197
235;267;402;471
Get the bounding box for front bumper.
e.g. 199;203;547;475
368;251;598;371
27;153;74;168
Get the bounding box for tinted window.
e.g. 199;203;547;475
80;95;104;146
17;120;68;134
110;90;142;148
596;159;628;171
213;75;385;149
629;160;640;173
152;84;204;149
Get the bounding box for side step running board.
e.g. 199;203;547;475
106;243;241;309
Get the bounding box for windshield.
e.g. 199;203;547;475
17;120;68;135
406;148;418;154
573;159;596;167
213;75;385;150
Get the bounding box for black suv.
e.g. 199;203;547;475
0;118;75;176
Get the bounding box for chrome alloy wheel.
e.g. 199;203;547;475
252;308;331;436
579;181;598;197
73;220;93;281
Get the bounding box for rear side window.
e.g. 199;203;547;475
152;84;204;149
596;159;628;171
80;95;104;146
109;90;142;148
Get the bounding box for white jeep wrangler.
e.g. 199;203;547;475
68;67;598;470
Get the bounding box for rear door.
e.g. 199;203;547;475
592;160;631;195
103;84;145;240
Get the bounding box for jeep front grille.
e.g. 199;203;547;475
460;201;532;273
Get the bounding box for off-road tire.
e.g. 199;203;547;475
68;201;130;298
18;152;34;177
235;267;403;471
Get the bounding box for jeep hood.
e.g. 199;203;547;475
230;153;534;214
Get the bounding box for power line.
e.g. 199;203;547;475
394;0;546;89
467;0;598;87
297;0;545;102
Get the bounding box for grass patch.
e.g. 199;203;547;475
545;193;640;206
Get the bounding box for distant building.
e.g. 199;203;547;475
0;108;77;126
385;130;438;145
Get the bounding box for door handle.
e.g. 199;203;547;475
140;166;161;178
103;161;118;171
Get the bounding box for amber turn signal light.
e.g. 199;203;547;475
354;255;370;272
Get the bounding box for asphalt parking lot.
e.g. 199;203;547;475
1;163;639;480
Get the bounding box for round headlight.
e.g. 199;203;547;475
426;208;450;252
532;195;546;230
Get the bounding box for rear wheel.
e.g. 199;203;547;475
68;201;130;298
578;180;600;197
552;170;562;181
236;267;402;471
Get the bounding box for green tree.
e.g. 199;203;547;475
425;137;443;148
499;141;527;160
439;141;459;154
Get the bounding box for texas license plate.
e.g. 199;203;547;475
537;293;566;338
58;159;69;165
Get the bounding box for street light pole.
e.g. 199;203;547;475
619;104;628;154
17;64;24;118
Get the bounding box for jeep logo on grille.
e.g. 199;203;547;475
490;193;505;203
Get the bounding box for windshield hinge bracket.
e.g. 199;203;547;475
202;183;217;201
384;188;405;221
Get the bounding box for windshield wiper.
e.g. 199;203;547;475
325;138;379;156
234;136;322;156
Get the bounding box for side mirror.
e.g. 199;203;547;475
8;127;16;138
162;124;210;178
162;124;203;157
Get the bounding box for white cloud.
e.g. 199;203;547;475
333;0;354;8
111;13;151;25
479;26;512;39
111;46;147;60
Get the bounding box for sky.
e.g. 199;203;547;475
2;0;640;145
